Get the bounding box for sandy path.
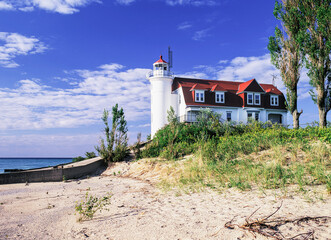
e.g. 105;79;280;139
0;168;330;240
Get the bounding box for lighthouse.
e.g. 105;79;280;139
147;55;174;137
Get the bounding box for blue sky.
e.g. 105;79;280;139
0;0;329;157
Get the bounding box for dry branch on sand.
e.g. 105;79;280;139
224;201;331;240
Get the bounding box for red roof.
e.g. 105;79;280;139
154;55;167;64
211;84;227;92
263;84;283;95
237;78;265;94
172;77;286;109
190;83;208;91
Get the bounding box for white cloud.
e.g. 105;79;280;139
192;28;211;41
0;0;100;14
0;32;47;68
0;1;13;10
166;0;217;6
116;0;135;5
190;54;313;100
177;22;192;30
0;64;151;131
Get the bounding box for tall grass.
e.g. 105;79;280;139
141;120;330;193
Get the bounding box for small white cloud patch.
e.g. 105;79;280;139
0;0;100;14
0;32;47;68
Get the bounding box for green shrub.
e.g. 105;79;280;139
75;191;112;222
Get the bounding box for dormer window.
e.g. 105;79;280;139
254;93;260;105
215;92;225;103
270;95;279;106
195;90;204;102
247;93;253;105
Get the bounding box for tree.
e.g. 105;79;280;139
95;104;129;164
299;0;330;127
268;0;305;129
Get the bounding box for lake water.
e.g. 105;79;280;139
0;158;73;173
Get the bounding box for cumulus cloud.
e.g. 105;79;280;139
190;54;312;100
0;0;100;14
0;32;47;68
0;64;150;131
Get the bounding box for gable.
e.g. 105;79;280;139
237;79;265;94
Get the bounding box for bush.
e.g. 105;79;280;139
75;191;112;222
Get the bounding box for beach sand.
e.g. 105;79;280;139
0;162;330;240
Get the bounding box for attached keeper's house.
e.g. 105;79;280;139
147;55;288;137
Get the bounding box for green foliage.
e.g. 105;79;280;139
75;191;112;222
95;104;129;164
72;156;85;162
72;152;97;162
85;152;96;159
297;0;331;126
131;133;142;159
142;121;331;193
268;0;305;128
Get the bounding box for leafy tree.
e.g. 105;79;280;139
298;0;330;127
95;104;129;164
268;0;304;129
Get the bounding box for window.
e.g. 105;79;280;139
226;112;232;121
247;112;253;122
254;94;260;105
247;93;253;105
195;90;204;102
270;95;279;106
248;112;260;122
255;112;259;121
215;92;225;103
178;94;181;104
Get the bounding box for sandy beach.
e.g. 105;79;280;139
0;162;330;240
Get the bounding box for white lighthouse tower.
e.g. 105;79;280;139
147;55;174;137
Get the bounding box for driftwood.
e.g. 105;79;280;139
224;201;330;239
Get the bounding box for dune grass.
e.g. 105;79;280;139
140;121;331;194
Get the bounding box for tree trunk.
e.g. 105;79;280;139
316;87;327;127
318;107;327;127
292;109;301;129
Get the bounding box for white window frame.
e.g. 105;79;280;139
254;93;261;105
270;95;279;106
247;93;253;105
215;91;225;103
195;90;205;103
247;112;260;122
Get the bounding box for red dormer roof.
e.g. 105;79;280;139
154;55;167;64
237;78;265;94
190;83;208;91
211;84;227;92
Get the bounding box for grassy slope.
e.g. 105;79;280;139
139;124;331;194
